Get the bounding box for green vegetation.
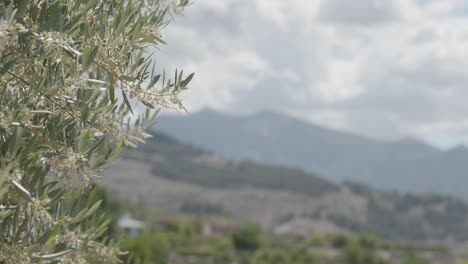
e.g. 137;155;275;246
231;224;263;252
122;233;171;264
0;0;192;262
115;208;441;264
87;181;450;264
338;239;388;264
94;193;443;264
402;256;429;264
252;249;316;264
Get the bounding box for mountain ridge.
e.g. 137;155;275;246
153;109;468;201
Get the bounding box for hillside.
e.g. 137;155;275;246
153;109;468;200
102;132;468;243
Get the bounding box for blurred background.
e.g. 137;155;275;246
104;1;468;263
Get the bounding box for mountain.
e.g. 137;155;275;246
153;109;468;200
102;132;468;242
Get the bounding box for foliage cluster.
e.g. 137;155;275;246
0;0;192;262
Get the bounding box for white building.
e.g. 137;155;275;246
118;213;147;237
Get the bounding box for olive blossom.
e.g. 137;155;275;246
0;0;193;263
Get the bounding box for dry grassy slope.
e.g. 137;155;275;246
102;159;361;232
100;133;468;242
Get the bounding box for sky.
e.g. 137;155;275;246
155;0;468;149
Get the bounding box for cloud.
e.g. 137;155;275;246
179;50;271;110
254;0;321;32
318;0;399;25
157;0;468;147
314;59;364;103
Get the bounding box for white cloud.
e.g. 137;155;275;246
179;50;271;110
297;109;351;132
318;0;400;25
158;0;468;146
255;0;321;32
314;59;364;103
193;0;231;13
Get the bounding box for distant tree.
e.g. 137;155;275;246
338;239;388;264
0;0;193;262
402;255;429;264
332;234;351;249
212;238;235;262
358;233;381;249
231;224;263;252
121;233;171;264
252;249;316;264
252;249;290;264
